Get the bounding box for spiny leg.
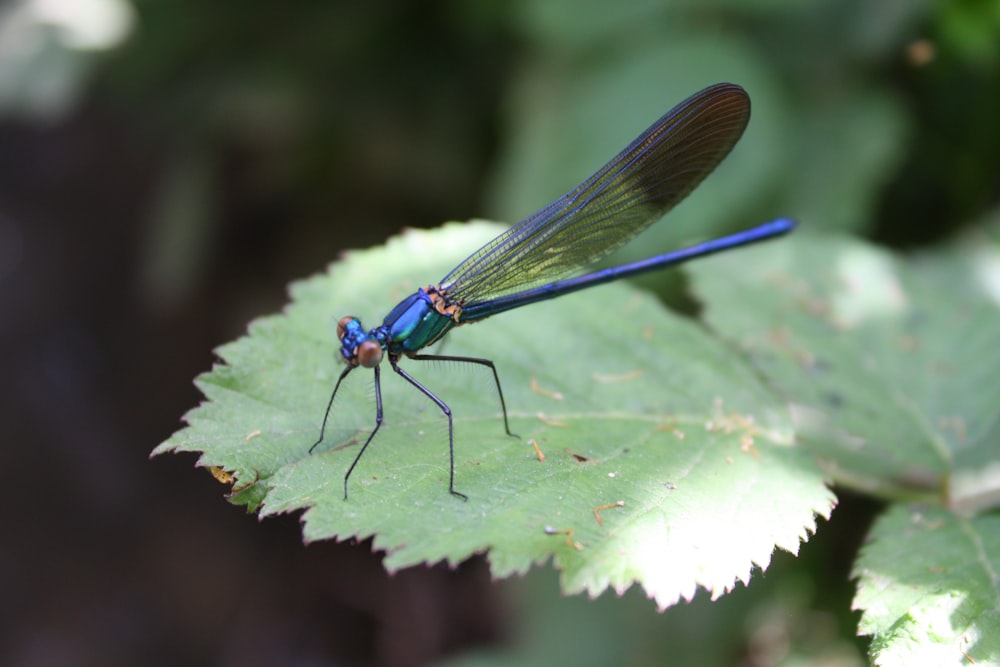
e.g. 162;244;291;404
341;364;384;500
390;357;468;501
408;353;519;440
309;365;356;453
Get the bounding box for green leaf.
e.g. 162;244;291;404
689;231;1000;664
852;505;1000;666
688;232;1000;507
154;221;833;608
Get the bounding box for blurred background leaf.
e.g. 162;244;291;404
689;232;1000;498
853;505;1000;667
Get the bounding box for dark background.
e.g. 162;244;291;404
2;2;998;666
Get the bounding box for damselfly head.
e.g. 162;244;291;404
337;315;382;367
337;316;357;339
357;339;383;368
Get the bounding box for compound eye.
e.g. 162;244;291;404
357;340;383;368
337;316;356;339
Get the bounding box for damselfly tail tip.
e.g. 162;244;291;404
766;217;798;236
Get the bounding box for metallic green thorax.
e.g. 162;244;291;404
338;287;458;365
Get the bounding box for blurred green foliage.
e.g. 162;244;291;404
6;0;998;270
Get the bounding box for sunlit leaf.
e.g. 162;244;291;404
155;222;832;608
